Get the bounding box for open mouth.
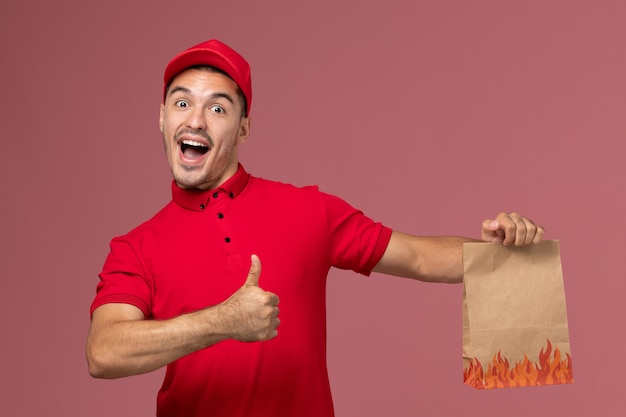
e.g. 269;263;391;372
180;139;210;161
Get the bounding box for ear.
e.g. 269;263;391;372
159;104;165;132
237;116;251;144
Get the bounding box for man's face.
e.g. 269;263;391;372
160;68;250;190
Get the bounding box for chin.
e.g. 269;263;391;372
171;172;203;189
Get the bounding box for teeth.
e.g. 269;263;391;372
181;139;208;148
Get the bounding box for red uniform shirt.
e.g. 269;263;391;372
91;165;392;417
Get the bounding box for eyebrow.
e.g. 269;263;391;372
167;86;235;105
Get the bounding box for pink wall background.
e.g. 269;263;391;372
1;0;624;415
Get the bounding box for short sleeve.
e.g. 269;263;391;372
90;236;153;317
322;192;392;275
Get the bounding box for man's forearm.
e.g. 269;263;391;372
373;232;478;283
87;304;228;379
87;257;280;379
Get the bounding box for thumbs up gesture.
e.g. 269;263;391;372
218;255;280;342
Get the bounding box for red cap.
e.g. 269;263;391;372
163;39;252;115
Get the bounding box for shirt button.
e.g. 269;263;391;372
229;192;234;198
199;204;205;210
212;192;219;199
225;237;231;243
217;213;224;219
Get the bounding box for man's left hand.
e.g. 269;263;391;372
481;212;545;246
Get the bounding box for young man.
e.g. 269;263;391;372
87;39;544;416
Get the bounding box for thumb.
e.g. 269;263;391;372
481;219;504;242
244;254;262;287
482;219;499;231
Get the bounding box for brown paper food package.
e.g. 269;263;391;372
462;240;573;389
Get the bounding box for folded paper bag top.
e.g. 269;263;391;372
462;240;573;389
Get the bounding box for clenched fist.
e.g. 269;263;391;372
217;254;280;342
481;212;545;246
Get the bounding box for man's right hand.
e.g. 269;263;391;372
218;254;280;342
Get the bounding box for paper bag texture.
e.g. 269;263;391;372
462;240;573;389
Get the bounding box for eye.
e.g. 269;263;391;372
210;105;225;114
174;100;189;108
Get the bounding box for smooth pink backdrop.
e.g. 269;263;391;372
1;1;624;416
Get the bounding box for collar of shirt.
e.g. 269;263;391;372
171;163;250;212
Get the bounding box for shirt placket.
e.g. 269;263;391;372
210;190;244;273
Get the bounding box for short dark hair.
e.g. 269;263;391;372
164;65;248;118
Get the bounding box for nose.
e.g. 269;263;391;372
185;106;207;130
